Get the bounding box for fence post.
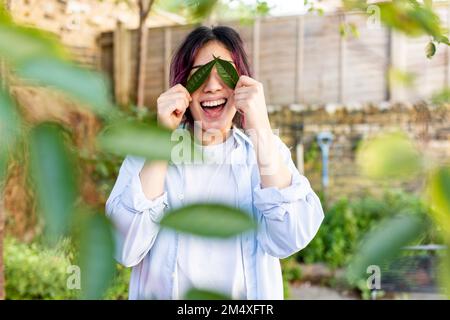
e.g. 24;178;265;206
338;13;347;103
113;21;131;107
389;30;407;101
164;27;172;91
252;17;260;79
295;15;305;103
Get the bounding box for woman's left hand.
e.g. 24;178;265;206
234;75;271;132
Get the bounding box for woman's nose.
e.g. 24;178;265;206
202;69;223;93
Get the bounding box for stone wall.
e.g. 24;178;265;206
268;102;450;202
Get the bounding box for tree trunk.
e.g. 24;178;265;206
135;20;148;109
135;0;153;109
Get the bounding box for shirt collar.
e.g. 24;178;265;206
231;125;253;148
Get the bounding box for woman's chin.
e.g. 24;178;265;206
191;116;226;132
200;120;228;133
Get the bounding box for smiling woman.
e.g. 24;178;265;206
105;25;325;300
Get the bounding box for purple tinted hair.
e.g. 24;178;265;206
169;26;252;128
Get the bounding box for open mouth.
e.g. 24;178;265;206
200;98;227;118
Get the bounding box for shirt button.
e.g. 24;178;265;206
178;194;184;201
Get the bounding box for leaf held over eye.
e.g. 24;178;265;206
185;58;217;93
216;57;239;89
185;55;240;93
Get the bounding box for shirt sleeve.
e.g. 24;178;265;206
119;156;168;221
253;174;314;221
105;155;168;266
253;135;325;259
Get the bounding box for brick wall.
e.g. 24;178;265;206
268;103;450;202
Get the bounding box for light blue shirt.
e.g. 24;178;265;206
176;133;246;299
105;126;324;300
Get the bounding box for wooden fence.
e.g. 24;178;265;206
98;5;450;108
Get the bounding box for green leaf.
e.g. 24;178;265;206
29;123;77;241
185;0;219;21
216;57;239;89
0;21;68;65
97;120;175;160
339;23;347;37
185;288;231;300
358;0;446;40
426;41;436;59
356;131;422;180
255;1;271;16
435;35;450;45
377;2;423;37
0;3;12;23
342;0;367;11
185;55;239;93
0;88;21;182
349;23;360;38
186;57;217;93
388;68;416;88
16;58;112;116
428;166;450;234
160;203;257;238
427;167;450;299
346;214;425;283
344;0;447;46
79;213;116;299
408;2;443;39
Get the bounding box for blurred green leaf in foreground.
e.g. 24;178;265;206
160;203;257;238
349;131;450;298
356;131;422;180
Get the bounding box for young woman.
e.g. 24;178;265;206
106;26;324;300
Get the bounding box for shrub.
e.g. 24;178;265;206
4;237;78;299
296;190;438;269
4;237;130;299
281;257;303;282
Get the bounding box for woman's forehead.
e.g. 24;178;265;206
193;42;233;65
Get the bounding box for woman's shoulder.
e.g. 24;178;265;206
120;155;146;173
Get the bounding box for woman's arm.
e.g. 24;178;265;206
106;83;191;267
233;75;324;258
105;156;169;267
234;75;291;189
252;136;325;259
249;128;292;189
139;160;168;199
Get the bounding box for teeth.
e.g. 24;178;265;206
201;98;226;107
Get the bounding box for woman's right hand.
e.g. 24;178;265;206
156;84;192;130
